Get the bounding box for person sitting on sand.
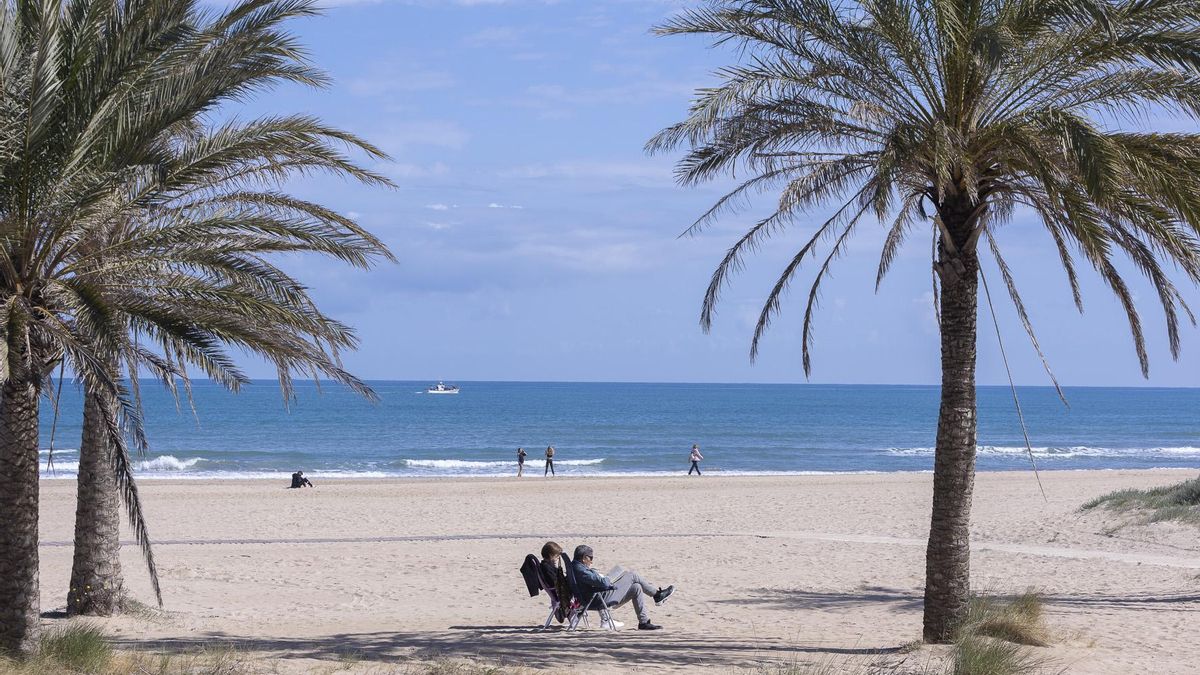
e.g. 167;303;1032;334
289;471;313;488
570;544;674;630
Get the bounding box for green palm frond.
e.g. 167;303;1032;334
652;0;1200;377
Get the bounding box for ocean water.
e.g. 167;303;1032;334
34;381;1200;479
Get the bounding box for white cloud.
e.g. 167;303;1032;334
499;160;674;188
463;26;526;48
512;241;643;272
387;162;451;179
426;203;451;211
375;121;469;151
347;65;456;96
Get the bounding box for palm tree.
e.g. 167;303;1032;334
650;0;1200;642
0;0;393;653
66;209;384;617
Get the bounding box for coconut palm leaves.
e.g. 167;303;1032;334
651;0;1200;642
0;0;393;653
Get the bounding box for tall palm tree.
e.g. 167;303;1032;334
0;0;393;653
650;0;1200;642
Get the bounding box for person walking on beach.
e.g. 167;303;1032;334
688;444;704;476
544;445;556;476
517;447;527;477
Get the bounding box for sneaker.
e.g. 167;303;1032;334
653;585;675;606
600;618;624;629
637;621;663;631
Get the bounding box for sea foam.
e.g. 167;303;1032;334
136;455;206;471
887;445;1200;459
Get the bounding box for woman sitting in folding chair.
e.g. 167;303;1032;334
568;544;675;631
538;542;573;624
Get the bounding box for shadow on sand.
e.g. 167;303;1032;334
713;586;1200;613
104;588;1199;668
112;628;901;670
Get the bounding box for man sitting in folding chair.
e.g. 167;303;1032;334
569;544;675;631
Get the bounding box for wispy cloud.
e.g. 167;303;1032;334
374;121;470;152
347;64;456;95
499;160;675;188
386;162;451;179
462;26;527;48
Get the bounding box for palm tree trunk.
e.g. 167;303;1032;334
68;386;125;616
922;207;981;643
0;376;42;656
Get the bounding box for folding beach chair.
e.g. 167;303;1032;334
562;552;617;631
533;557;574;629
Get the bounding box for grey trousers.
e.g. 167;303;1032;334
603;571;656;624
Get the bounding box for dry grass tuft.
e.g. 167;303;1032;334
949;634;1049;675
947;592;1058;675
0;623;114;674
960;592;1048;647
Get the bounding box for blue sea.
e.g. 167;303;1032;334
34;381;1200;479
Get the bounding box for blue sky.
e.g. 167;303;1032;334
227;0;1200;386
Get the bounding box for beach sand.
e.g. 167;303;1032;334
35;469;1200;673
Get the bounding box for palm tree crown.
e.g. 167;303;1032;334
650;0;1200;373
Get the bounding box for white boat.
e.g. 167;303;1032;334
426;381;460;394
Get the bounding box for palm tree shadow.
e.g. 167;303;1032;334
112;629;902;670
712;586;1200;614
713;586;925;612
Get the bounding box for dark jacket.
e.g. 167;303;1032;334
569;559;613;599
540;559;570;602
519;554;541;597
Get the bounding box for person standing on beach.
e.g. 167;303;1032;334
688;444;704;476
545;445;556;476
517;447;527;477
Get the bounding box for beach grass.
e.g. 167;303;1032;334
38;622;113;673
946;592;1055;675
950;634;1050;675
1081;477;1200;527
0;623;114;674
960;592;1048;647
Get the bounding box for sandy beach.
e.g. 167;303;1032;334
34;469;1200;673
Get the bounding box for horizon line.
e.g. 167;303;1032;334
88;377;1200;390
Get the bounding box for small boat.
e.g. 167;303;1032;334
426;381;460;395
